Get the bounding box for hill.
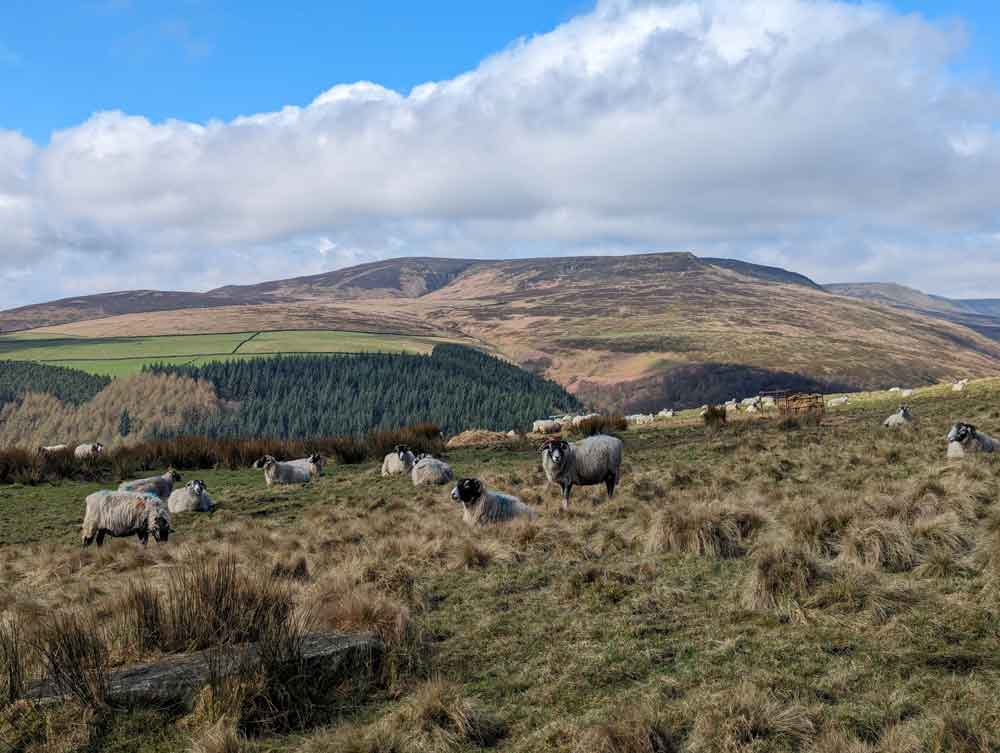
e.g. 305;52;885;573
826;282;1000;342
6;252;1000;411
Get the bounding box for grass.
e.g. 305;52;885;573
2;385;1000;750
0;329;461;376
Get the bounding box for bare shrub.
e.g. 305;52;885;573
36;612;110;710
0;616;28;707
702;405;727;430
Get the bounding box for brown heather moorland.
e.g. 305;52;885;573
1;381;999;751
10;253;1000;411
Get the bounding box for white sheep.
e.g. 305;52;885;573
946;422;997;454
167;480;214;513
827;396;850;408
74;442;105;459
541;434;623;510
888;387;901;393
288;454;325;477
657;409;675;419
451;478;535;526
411;456;454;486
39;444;69;454
532;419;562;434
625;414;654;426
571;413;600;428
953;379;970;392
81;491;172;547
258;456;312;486
883;405;914;429
119;469;183;500
381;445;415;477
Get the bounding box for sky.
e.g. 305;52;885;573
2;0;1000;308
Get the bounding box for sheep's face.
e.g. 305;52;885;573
190;480;207;496
262;457;278;471
94;443;105;454
542;439;570;466
899;405;912;420
948;423;975;444
150;510;171;542
167;468;183;483
452;478;483;506
310;454;322;465
396;445;412;461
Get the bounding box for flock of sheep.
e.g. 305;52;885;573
64;382;994;548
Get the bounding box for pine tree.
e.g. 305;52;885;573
118;408;132;438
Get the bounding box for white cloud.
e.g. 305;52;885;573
3;0;1000;308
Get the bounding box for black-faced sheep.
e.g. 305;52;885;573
167;479;214;513
946;422;997;456
74;442;105;459
288;454;325;477
381;445;416;477
541;434;623;510
119;469;182;500
883;405;914;429
81;491;172;547
411;456;453;486
259;456;312;486
451;478;534;526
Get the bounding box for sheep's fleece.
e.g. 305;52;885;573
81;490;172;547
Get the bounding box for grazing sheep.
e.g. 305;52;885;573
657;409;675;419
119;469;183;500
289;454;325;477
625;414;655;426
381;445;415;477
81;491;172;547
946;422;998;454
451;478;535;526
740;397;761;408
883;405;914;429
541;434;623;510
39;444;68;454
74;442;105;459
167;480;214;513
827;396;849;408
259;456;312;486
532;419;562;434
411;456;454;486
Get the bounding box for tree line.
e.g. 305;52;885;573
0;361;110;410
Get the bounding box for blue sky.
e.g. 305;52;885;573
2;1;587;143
2;0;1000;306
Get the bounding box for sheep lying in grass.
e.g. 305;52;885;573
74;442;104;459
381;445;416;477
289;454;325;477
167;479;214;513
452;478;534;526
81;490;172;547
625;414;654;426
953;379;969;392
532;420;562;434
39;444;68;454
412;456;454;486
827;396;849;408
541;434;623;510
259;456;312;486
946;422;997;456
657;409;675;419
883;405;914;429
119;469;182;500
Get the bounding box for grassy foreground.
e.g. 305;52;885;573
0;329;459;376
2;385;1000;752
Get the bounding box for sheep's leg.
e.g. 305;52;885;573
605;473;617;499
137;532;148;547
81;535;94;548
561;483;572;510
95;531;106;547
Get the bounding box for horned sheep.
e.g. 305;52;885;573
946;422;998;455
74;442;105;459
119;469;182;499
411;456;454;486
381;445;416;477
451;478;535;526
81;490;172;547
541;434;623;510
167;480;214;513
259;456;312;486
883;405;914;429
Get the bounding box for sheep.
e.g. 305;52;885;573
167;480;214;513
953;379;969;392
571;413;600;428
39;444;68;454
381;445;415;477
119;468;182;500
411;456;454;486
888;387;901;393
259;456;312;486
81;490;172;547
883;405;914;429
740;397;760;408
946;422;998;454
74;442;105;459
451;478;535;526
827;396;849;408
532;419;562;434
626;414;655;426
901;389;913;398
657;409;675;419
541;434;623;510
289;453;325;477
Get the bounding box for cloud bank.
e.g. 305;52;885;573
3;0;1000;307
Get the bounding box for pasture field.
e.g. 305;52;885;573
0;329;461;376
2;387;1000;752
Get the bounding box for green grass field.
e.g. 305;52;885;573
0;329;459;376
3;387;1000;751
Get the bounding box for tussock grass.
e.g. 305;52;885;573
688;683;814;752
575;702;684;753
742;540;826;613
838;519;917;573
644;501;763;558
